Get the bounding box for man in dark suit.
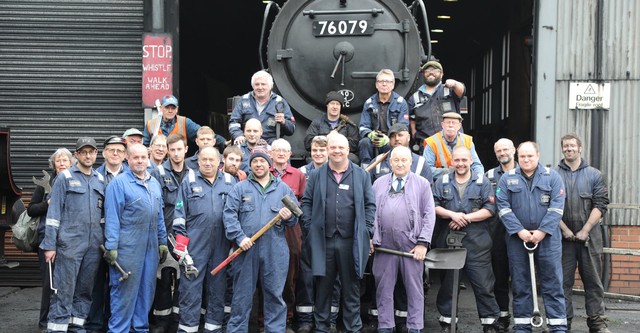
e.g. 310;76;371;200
300;132;376;333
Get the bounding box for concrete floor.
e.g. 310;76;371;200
2;274;640;333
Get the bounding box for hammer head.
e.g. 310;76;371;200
281;195;303;217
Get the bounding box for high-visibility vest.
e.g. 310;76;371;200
424;132;473;168
147;115;187;139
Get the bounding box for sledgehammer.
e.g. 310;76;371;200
100;245;131;282
210;195;302;276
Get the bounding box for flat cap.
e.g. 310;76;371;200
421;60;443;72
442;112;462;121
122;128;144;138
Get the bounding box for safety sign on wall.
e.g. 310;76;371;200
142;34;173;108
569;82;610;110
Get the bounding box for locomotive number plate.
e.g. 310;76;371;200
313;20;374;36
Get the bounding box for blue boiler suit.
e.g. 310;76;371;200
497;165;567;332
228;92;296;144
173;169;236;333
151;161;189;325
40;166;105;333
358;92;410;165
432;172;500;329
105;170;167;333
85;163;130;333
223;174;298;333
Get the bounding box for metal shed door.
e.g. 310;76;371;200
0;0;145;191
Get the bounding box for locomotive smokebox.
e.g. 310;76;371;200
266;0;426;162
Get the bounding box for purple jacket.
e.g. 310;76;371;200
371;172;436;246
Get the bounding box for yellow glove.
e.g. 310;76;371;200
374;134;389;147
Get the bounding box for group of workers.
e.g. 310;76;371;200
28;60;611;333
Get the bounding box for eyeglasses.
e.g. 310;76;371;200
77;149;97;156
271;148;290;154
443;120;460;126
105;148;126;155
376;80;394;85
424;68;441;74
151;144;166;149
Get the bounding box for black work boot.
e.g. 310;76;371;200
439;322;452;333
483;324;500;333
497;315;511;332
587;315;612;333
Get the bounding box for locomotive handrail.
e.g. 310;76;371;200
259;1;281;70
408;0;432;61
303;8;384;18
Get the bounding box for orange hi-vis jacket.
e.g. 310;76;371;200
146;115;187;138
423;132;473;168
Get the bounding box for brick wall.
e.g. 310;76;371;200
573;226;640;296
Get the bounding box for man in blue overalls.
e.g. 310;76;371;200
104;144;168;333
497;141;567;333
432;146;500;333
223;147;298;333
173;147;236;333
41;137;105;333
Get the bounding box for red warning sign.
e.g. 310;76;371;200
142;34;173;107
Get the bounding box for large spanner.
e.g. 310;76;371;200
100;245;131;282
524;241;543;327
32;170;51;194
48;261;58;294
168;233;199;280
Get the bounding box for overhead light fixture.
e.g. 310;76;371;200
437;15;451;19
443;0;458;2
431;40;439;44
431;29;444;33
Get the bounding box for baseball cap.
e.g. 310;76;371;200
442;112;463;121
388;123;409;137
122;128;144;138
76;137;97;151
325;91;344;105
161;95;179;107
249;147;272;167
104;135;126;148
421;60;443;72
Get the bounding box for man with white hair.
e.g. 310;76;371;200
371;146;435;333
228;70;296;144
301;132;375;333
269;138;306;331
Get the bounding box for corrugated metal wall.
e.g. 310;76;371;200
0;0;145;192
554;0;640;226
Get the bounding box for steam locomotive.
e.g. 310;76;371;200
259;0;431;163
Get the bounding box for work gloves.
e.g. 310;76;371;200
173;234;190;262
367;131;389;148
104;249;118;265
158;244;169;264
